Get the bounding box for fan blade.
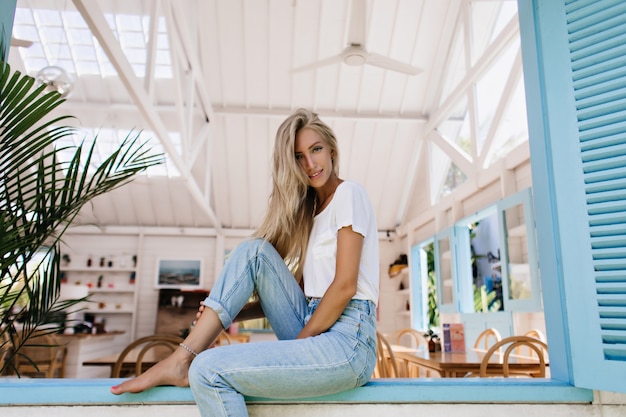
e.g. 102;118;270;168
367;52;422;75
291;54;343;73
11;37;33;48
347;0;366;46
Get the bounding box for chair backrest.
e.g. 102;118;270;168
14;330;66;378
111;334;184;378
390;328;428;349
473;328;502;351
373;331;399;378
523;329;546;343
0;331;10;371
479;335;548;378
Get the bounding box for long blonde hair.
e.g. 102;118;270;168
255;109;340;281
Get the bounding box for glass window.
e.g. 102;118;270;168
497;189;542;312
435;229;456;313
467;210;504;312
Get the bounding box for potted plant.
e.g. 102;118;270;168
0;60;164;375
424;329;441;352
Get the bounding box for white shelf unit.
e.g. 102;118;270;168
61;267;138;332
393;268;412;325
59;232;141;340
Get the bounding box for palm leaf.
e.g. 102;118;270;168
0;62;164;373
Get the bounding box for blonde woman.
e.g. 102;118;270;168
111;109;380;417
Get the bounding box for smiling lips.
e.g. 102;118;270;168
309;169;323;179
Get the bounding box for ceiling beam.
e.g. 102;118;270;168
213;106;429;122
477;49;523;169
168;0;216;124
429;130;474;175
143;0;160;97
71;0;223;233
395;12;520;228
423;14;519;135
56;102;430;124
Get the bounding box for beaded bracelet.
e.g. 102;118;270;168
179;342;198;357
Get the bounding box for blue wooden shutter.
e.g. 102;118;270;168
568;0;626;369
520;0;626;391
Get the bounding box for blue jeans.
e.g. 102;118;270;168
188;239;377;417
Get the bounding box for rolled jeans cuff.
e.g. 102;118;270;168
203;296;234;330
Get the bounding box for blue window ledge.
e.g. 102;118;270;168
0;378;592;405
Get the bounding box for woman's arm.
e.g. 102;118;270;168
296;226;363;339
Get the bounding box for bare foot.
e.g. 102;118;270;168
110;349;193;395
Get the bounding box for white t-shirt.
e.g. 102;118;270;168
303;180;379;304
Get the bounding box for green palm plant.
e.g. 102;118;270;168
0;61;164;375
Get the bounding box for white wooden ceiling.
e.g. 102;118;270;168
8;0;527;236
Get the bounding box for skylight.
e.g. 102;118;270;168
11;4;178;177
12;6;172;78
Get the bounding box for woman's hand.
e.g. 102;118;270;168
193;301;205;326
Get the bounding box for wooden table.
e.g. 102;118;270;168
392;347;546;378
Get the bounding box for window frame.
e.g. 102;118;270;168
424;188;542;317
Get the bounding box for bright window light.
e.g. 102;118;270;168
13;7;172;79
53;127;181;178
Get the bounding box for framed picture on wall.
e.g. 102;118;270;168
156;259;202;289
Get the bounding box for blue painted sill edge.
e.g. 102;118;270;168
0;378;593;405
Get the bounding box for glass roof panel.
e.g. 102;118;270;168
439;22;466;107
475;46;515;155
13;5;172;80
484;77;529;167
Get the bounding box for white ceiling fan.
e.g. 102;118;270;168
293;0;421;76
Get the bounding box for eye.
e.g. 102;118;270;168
295;153;303;161
312;146;323;153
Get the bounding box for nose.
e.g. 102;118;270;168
302;154;315;170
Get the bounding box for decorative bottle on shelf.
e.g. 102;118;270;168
87;255;92;267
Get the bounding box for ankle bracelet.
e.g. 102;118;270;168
179;342;199;357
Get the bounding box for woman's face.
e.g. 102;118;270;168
294;127;334;189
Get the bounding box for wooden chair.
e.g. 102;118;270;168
14;331;66;378
473;328;502;351
390;328;428;349
478;335;548;378
373;331;400;378
517;330;548;359
389;328;429;377
523;329;546;343
0;331;10;373
111;334;184;378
